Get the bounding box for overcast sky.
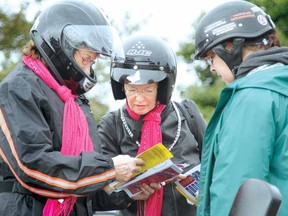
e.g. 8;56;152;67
95;0;231;50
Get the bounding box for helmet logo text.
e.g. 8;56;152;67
126;41;152;56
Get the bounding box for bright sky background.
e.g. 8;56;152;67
95;0;231;50
1;0;232;110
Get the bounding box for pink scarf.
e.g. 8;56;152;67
22;56;94;216
126;102;165;216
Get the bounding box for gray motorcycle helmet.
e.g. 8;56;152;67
111;35;177;105
194;0;275;74
30;0;124;94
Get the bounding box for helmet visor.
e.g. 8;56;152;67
62;24;124;60
111;67;167;85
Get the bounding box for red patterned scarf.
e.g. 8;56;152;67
126;102;165;216
23;56;94;216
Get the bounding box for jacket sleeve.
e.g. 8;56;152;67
0;68;115;198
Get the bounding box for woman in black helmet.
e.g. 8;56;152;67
98;34;207;216
194;1;288;215
0;1;147;215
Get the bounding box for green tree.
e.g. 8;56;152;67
0;1;33;76
177;15;224;121
89;99;109;124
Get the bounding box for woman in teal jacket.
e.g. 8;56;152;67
194;1;288;215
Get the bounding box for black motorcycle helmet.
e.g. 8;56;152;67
30;0;124;95
111;35;177;105
194;0;275;74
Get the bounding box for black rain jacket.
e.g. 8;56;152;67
0;62;130;216
98;100;207;216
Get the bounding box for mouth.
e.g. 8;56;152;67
135;104;146;109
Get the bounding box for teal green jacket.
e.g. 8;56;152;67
197;65;288;216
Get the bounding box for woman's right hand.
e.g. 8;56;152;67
112;155;145;182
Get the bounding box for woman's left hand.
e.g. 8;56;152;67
131;183;161;200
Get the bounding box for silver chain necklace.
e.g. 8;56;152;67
120;101;181;151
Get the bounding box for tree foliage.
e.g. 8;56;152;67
0;2;32;76
177;15;224;121
89;99;109;124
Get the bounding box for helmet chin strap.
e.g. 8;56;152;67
31;31;65;85
212;38;245;76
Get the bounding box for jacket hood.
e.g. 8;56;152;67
237;47;288;78
228;64;288;97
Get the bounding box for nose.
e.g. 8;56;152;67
210;65;216;73
134;93;146;101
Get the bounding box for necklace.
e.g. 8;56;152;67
120;101;181;151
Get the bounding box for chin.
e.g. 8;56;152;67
135;110;148;115
134;108;150;115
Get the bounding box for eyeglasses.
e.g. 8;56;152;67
125;88;157;96
204;52;215;66
78;49;97;65
206;56;213;66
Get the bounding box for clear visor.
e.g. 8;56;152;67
62;24;124;60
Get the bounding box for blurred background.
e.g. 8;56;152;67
0;0;287;123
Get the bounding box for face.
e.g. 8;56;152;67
74;48;98;75
124;83;158;115
205;51;235;84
